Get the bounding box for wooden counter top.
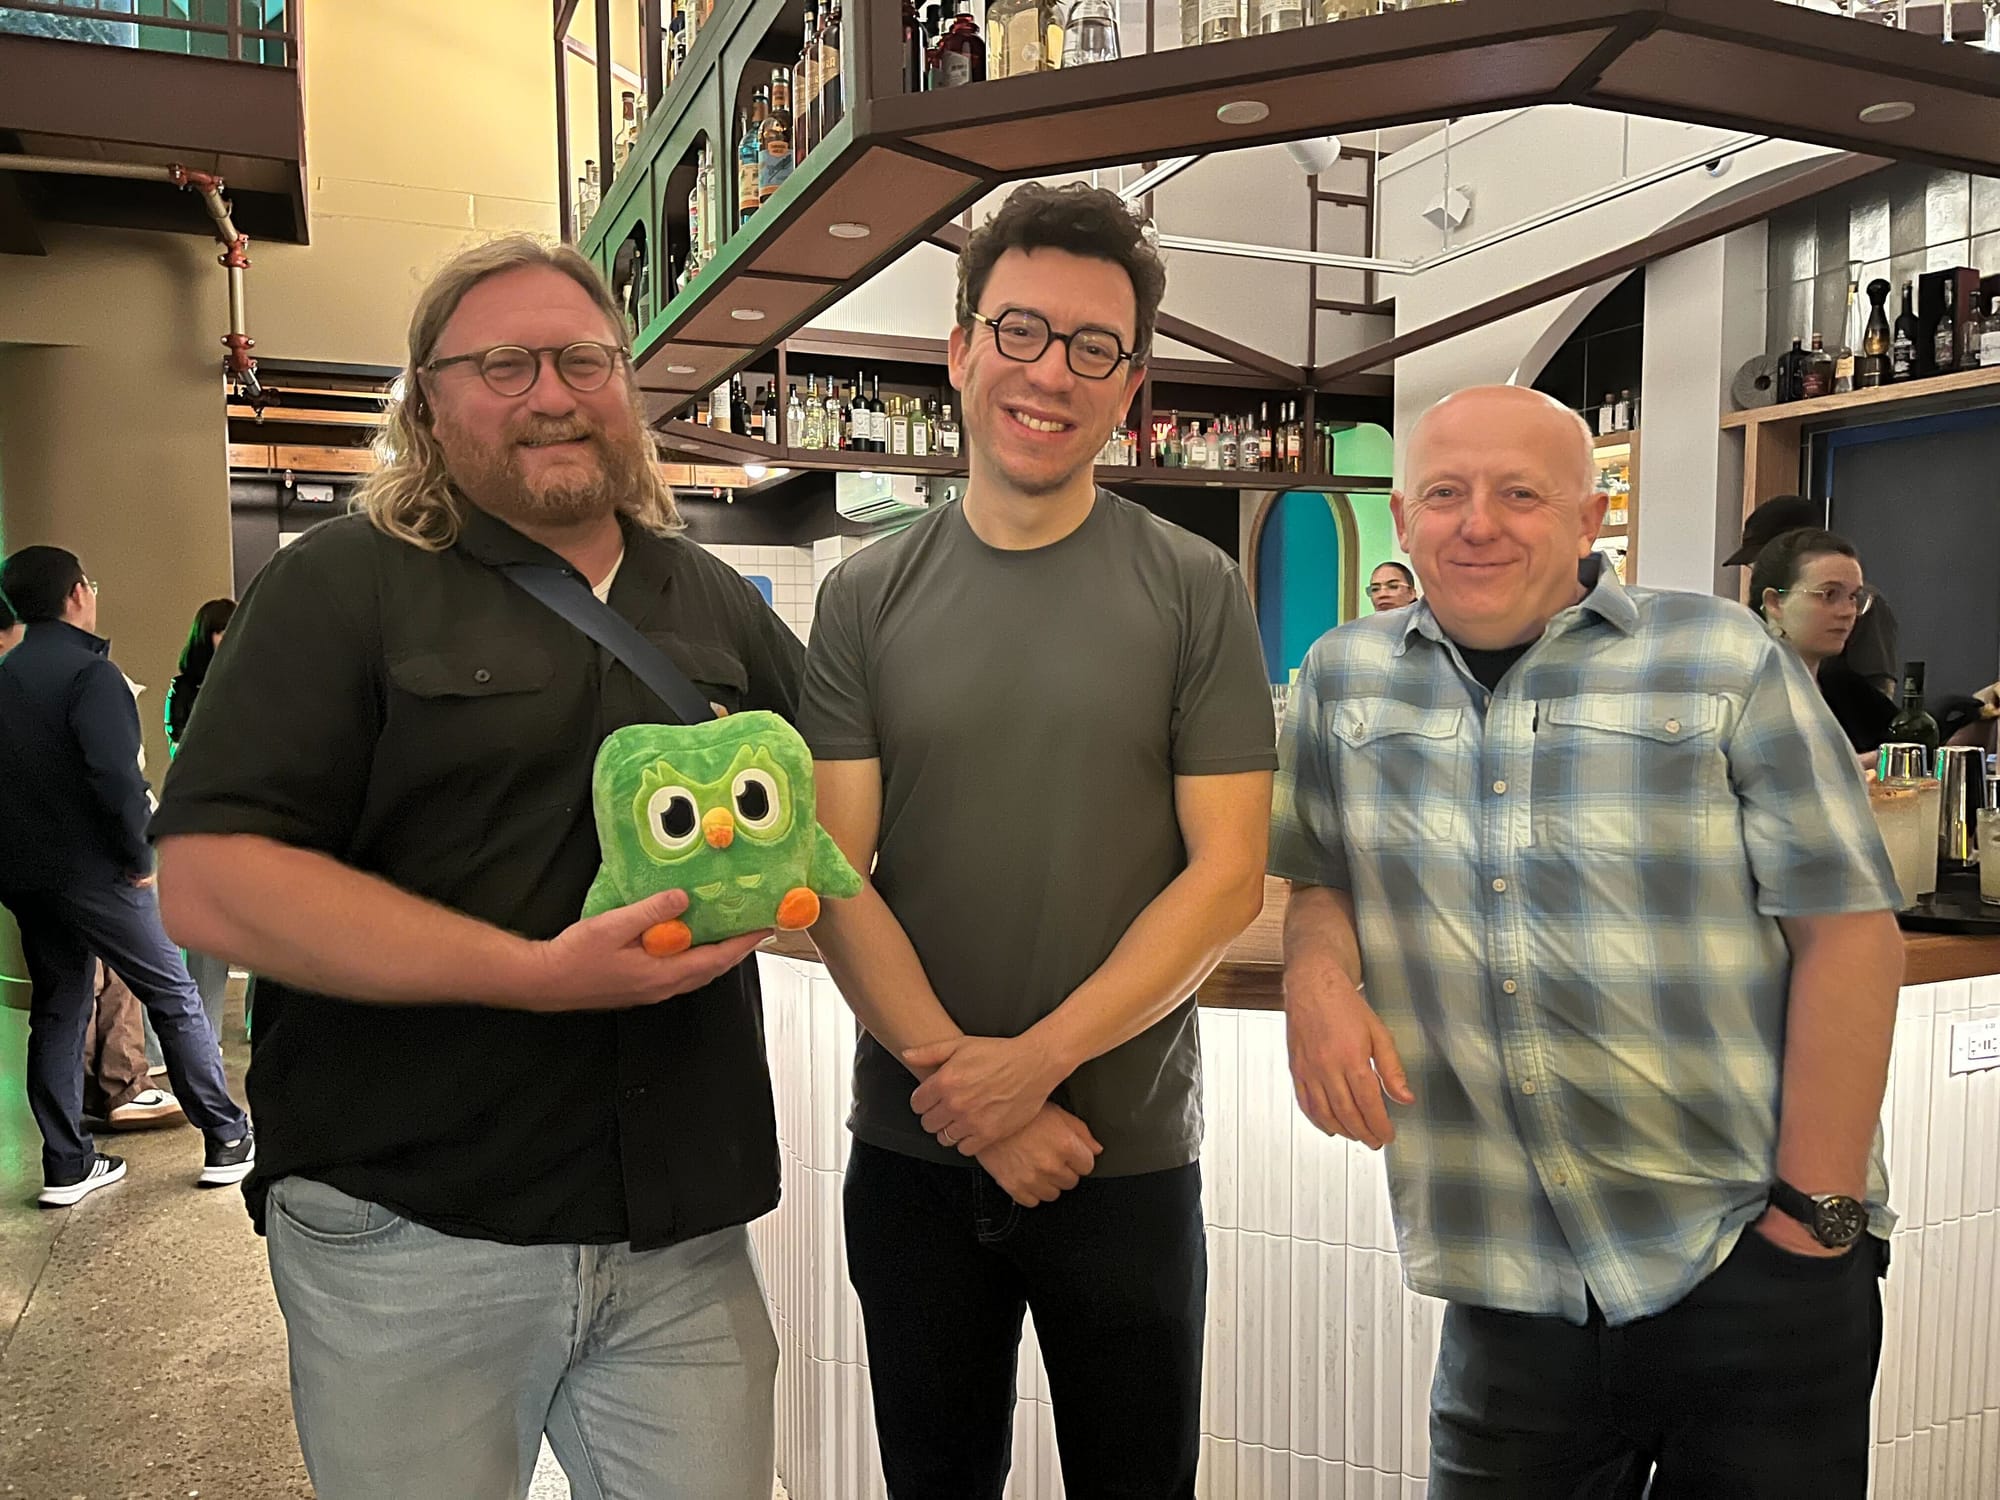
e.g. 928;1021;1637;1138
765;878;2000;1010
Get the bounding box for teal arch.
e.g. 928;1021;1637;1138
1254;490;1357;687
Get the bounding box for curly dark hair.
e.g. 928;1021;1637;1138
1749;527;1858;625
956;183;1167;363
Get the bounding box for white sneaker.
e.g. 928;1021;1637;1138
107;1088;185;1130
39;1154;127;1208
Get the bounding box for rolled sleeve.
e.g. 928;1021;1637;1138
1730;640;1901;917
1268;646;1351;891
152;536;382;856
797;562;878;760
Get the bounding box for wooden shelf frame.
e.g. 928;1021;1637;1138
562;0;2000;419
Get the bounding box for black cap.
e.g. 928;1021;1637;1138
1722;493;1820;567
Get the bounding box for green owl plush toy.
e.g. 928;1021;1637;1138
583;712;862;956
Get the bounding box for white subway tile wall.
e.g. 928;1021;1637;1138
752;957;2000;1500
697;535;877;645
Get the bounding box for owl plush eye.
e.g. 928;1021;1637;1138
733;768;781;831
646;785;702;851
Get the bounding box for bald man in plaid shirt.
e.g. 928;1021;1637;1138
1273;386;1903;1499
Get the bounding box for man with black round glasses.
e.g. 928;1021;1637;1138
801;183;1275;1496
152;237;803;1499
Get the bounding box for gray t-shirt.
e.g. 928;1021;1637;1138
799;492;1277;1176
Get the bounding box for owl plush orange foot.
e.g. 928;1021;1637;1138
776;888;820;931
642;921;693;957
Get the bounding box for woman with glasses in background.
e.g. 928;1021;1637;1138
1751;527;1896;754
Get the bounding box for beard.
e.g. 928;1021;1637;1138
436;408;653;529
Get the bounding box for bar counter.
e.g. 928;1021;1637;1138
765;877;2000;1007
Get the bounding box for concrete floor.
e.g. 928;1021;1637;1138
0;989;790;1500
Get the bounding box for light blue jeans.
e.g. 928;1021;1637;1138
264;1175;778;1500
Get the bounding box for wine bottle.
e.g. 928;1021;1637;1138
1891;282;1918;383
1888;662;1941;763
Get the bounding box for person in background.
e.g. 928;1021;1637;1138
166;597;235;756
1366;560;1419;613
153;236;794;1500
1275;385;1903;1499
1751;528;1896;756
165;597;238;1041
802;183;1275;1499
1725;493;1898;699
0;545;252;1208
0;594;20;656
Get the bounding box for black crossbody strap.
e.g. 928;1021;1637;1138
497;562;715;725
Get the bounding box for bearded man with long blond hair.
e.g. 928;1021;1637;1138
151;236;804;1500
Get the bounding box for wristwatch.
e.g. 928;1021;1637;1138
1768;1179;1868;1249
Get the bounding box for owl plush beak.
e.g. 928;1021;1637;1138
703;806;736;849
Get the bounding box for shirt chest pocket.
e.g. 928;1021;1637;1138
640;637;748;718
386;647;557;772
1332;700;1470;848
1531;693;1724;851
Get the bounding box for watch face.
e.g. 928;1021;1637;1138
1816;1195;1868;1247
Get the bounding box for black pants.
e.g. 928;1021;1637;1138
5;881;248;1182
1430;1228;1888;1499
843;1140;1205;1500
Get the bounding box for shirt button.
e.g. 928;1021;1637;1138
1502;979;1518;995
1665;718;1681;733
1492;780;1508;795
1491;877;1508;893
474;668;492;684
1554;1171;1569;1187
1522;1080;1537;1095
622;1085;648;1102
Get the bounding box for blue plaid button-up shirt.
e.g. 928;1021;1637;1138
1270;561;1901;1326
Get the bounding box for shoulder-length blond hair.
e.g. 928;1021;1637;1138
354;235;681;550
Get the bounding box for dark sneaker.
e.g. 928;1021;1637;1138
39;1153;128;1208
199;1127;255;1188
108;1088;186;1130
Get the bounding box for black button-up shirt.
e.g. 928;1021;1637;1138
152;504;804;1249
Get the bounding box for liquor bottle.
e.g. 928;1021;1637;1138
579;160;602;233
1891;281;1919;382
1187;422;1209;468
1935;276;1962;374
731;377;750;437
1773;340;1806;405
988;0;1063;77
771;65;791;122
1062;0;1120;64
903;0;926;90
911;399;931;456
613;90;639;176
1198;0;1243;45
1165;415;1184;467
786;383;804;447
866;376;885;451
1858;278;1892;389
1287;402;1304;472
934;0;986;83
819;0;845;138
710;380;731;434
1257;0;1305;30
1256;401;1273;471
1979;294;2000;370
797;5;819;159
1314;0;1377;19
737;106;762;229
1218;418;1239;470
1888;662;1941;762
1239;416;1261;472
938;402;961;456
1597;390;1617;433
851;373;872;454
1802;334;1833;399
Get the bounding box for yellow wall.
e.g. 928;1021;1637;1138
0;0;560;787
257;0;560;365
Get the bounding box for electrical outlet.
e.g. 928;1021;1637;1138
1949;1017;2000;1076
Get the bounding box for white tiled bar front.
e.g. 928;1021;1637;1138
749;956;2000;1500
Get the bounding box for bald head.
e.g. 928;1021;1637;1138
1408;385;1596;495
1392;383;1610;651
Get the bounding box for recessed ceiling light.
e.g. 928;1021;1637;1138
666;363;697;374
827;221;871;239
1858;101;1916;124
1217;100;1270;126
729;308;767;321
